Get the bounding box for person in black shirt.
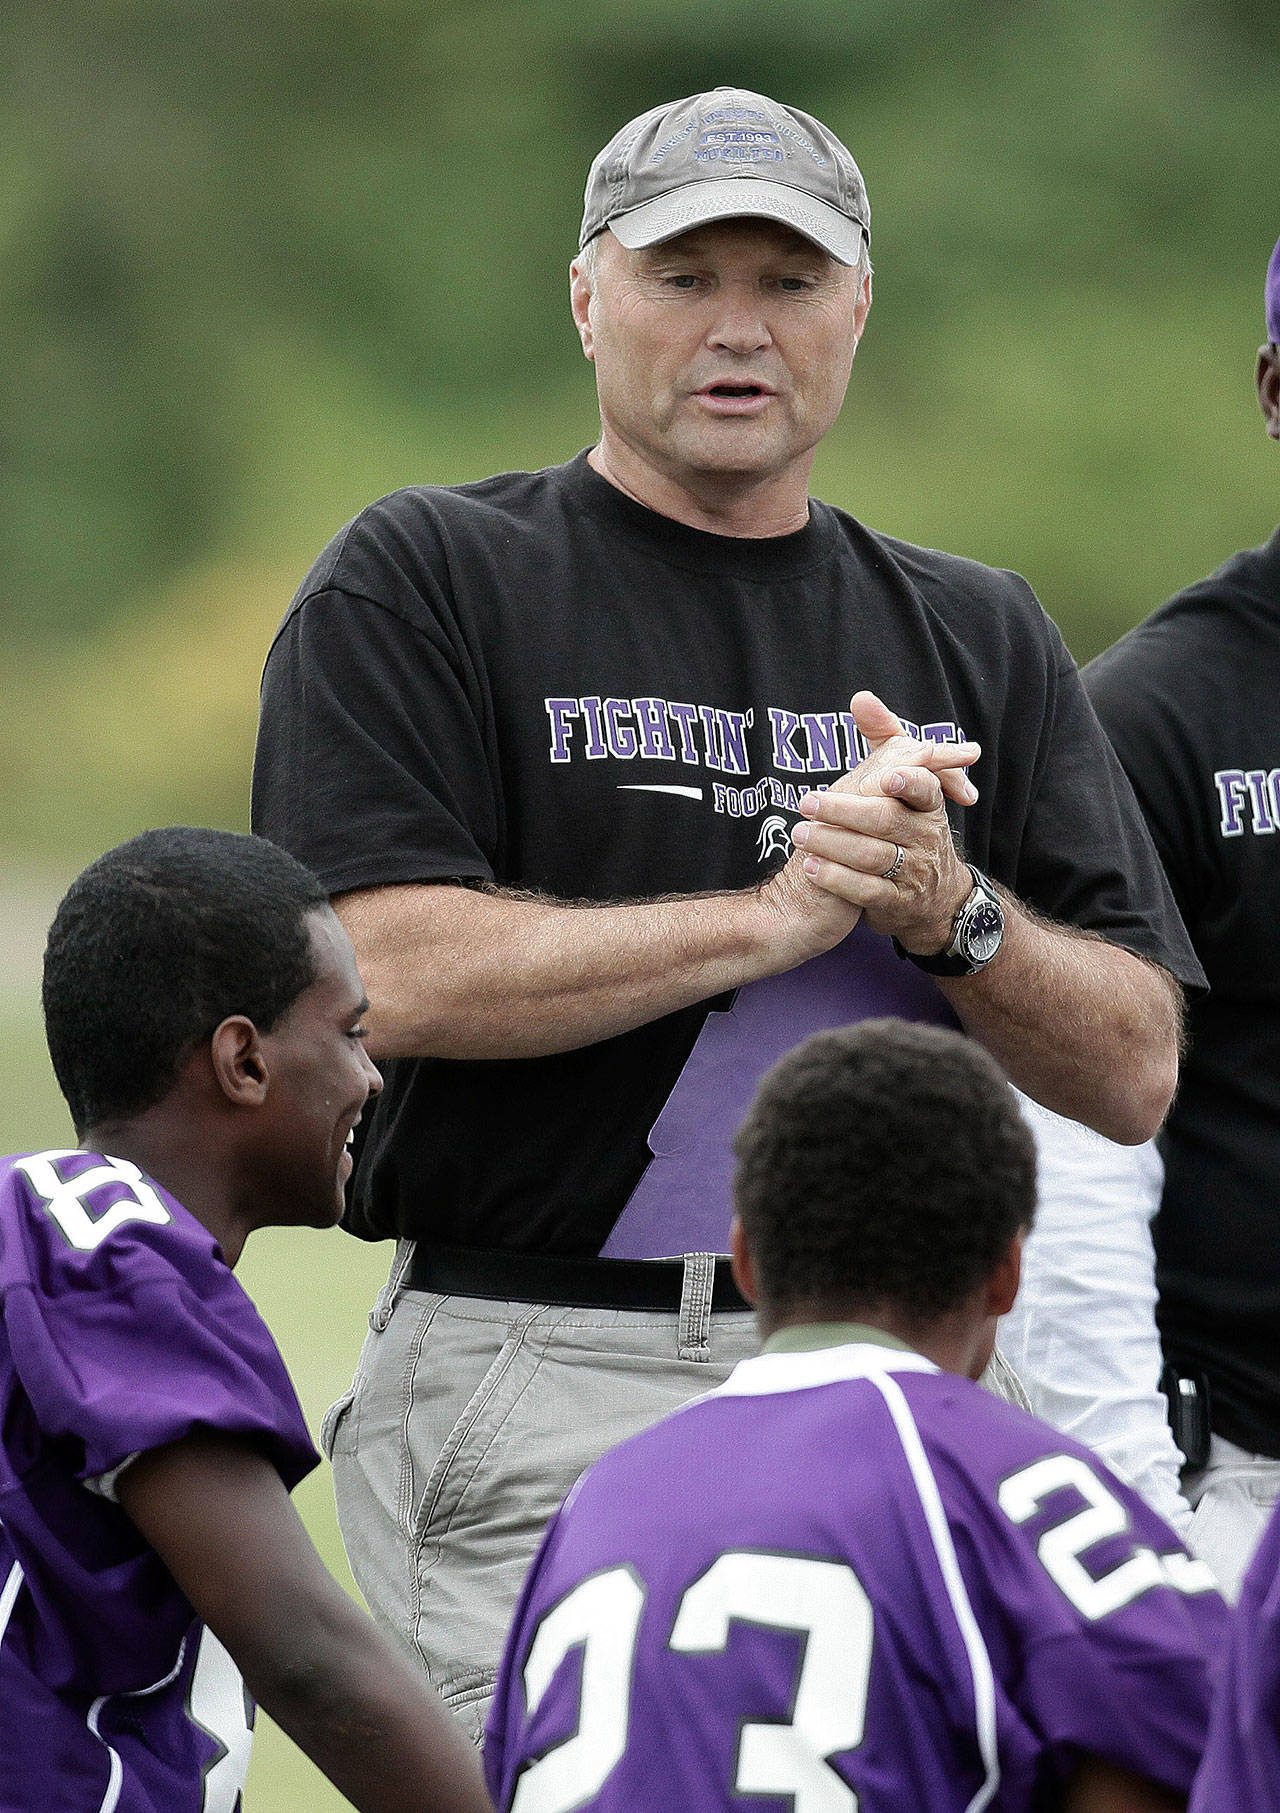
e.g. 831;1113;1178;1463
253;88;1199;1733
1085;233;1280;1599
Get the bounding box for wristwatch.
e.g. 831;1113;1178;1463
895;865;1005;977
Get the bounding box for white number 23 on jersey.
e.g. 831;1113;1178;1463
510;1552;872;1813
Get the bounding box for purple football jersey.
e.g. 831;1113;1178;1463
1191;1501;1280;1810
486;1339;1227;1812
0;1149;319;1811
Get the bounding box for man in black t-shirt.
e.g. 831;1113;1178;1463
1085;234;1280;1600
253;88;1199;1733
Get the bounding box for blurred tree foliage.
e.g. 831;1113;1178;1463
1;0;1278;851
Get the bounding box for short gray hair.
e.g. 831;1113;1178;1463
575;234;600;285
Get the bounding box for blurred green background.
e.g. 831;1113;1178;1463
2;1;1277;1804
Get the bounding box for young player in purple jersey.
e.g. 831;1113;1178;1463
1191;1502;1280;1808
486;1022;1228;1813
0;829;491;1812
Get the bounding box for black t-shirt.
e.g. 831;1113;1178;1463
252;453;1200;1258
1086;526;1280;1457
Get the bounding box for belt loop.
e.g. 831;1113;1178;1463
370;1238;415;1332
678;1252;716;1362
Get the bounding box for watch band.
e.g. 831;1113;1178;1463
893;865;1005;977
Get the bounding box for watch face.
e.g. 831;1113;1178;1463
964;898;1004;963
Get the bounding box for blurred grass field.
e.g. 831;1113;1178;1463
0;877;394;1810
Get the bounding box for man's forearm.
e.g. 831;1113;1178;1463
337;721;981;1063
789;696;1183;1146
936;901;1181;1144
334;873;853;1063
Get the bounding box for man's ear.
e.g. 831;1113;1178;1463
1258;345;1280;440
208;1016;269;1108
569;258;596;361
729;1215;759;1307
852;270;872;346
985;1229;1025;1321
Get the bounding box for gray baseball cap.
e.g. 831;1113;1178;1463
579;87;870;266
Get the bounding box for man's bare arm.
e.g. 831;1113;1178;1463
339;873;846;1063
793;693;1181;1144
936;902;1180;1145
336;730;981;1064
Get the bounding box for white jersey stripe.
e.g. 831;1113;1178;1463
0;1558;23;1647
86;1630;192;1813
714;1341;936;1399
87;1697;124;1813
870;1370;1002;1813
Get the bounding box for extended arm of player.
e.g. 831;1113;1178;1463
1063;1756;1185;1812
118;1431;493;1813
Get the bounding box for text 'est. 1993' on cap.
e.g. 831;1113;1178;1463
579;86;871;267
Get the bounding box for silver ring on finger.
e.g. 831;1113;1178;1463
881;843;907;882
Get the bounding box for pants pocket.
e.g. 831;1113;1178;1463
320;1383;357;1460
406;1315;549;1686
411;1327;534;1550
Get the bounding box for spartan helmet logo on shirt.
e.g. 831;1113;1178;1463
756;815;792;864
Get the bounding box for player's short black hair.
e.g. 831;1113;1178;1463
733;1019;1036;1320
43;827;329;1134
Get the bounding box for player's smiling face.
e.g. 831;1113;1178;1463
256;907;382;1228
572;220;870;506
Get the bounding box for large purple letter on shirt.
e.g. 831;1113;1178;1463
603;928;958;1257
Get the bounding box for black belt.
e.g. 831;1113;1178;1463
405;1242;750;1313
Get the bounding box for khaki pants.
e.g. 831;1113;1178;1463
1183;1434;1280;1602
323;1244;756;1743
